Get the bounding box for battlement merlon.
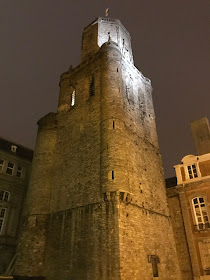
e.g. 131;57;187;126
81;17;134;64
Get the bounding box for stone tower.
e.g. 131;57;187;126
14;18;181;280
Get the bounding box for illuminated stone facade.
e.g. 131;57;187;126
167;118;210;280
12;18;182;279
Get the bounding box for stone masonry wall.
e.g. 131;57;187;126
13;18;182;279
119;201;180;280
14;113;57;276
167;187;193;280
51;55;102;211
44;202;120;280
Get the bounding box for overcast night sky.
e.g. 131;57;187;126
0;1;209;178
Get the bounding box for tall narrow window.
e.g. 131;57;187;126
0;159;4;173
89;77;95;96
125;78;134;103
139;89;146;115
192;197;209;230
0;207;7;234
0;191;10;202
125;85;129;96
148;255;160;277
6;162;14;175
16;165;23;178
71;90;75;107
187;164;198;179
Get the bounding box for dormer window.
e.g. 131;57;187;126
11;145;17;153
71;90;75;107
187;164;198;179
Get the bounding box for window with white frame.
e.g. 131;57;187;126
71;90;75;107
6;162;14;175
16;165;23;178
0;207;7;234
187;164;198;179
0;159;4;173
192;197;209;230
0;191;10;202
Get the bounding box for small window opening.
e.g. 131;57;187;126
6;162;14;175
11;145;17;153
0;159;4;173
126;85;129;95
148;255;160;277
112;171;114;180
89;77;95;96
16;165;23;178
71;90;75;107
120;192;124;200
0;207;7;234
0;191;10;202
117;68;118;72
113;121;115;129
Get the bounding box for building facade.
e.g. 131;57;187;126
167;117;210;280
0;137;33;275
12;17;181;280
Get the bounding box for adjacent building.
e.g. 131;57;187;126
0;137;33;274
167;117;210;280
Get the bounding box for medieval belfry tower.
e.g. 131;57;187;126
14;17;181;280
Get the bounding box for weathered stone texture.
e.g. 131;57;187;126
119;202;180;280
14;113;57;276
13;17;182;279
44;202;120;280
167;187;193;280
14;214;47;277
190;117;210;155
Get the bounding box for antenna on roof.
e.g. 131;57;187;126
105;8;109;17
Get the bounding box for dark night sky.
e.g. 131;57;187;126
0;1;209;178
